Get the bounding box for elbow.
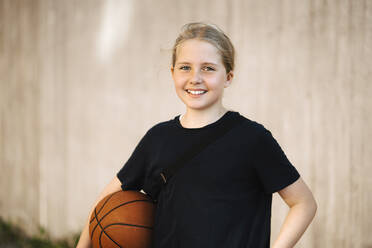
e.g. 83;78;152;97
308;194;318;219
297;194;318;219
313;197;318;215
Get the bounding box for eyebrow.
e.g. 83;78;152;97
176;62;218;66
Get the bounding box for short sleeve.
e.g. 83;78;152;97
116;130;151;191
253;128;300;194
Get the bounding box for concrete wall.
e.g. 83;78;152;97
1;0;371;246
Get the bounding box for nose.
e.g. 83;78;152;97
190;69;202;84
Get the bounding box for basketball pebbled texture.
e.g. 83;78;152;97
89;190;156;248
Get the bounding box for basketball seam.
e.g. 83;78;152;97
90;199;155;242
97;211;123;248
98;223;153;248
90;191;119;224
103;222;153;230
90;191;138;239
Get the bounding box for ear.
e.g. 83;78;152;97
171;66;175;79
224;71;234;88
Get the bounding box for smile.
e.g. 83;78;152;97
186;89;207;96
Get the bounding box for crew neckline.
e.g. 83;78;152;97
174;110;236;131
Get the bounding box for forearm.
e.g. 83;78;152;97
76;216;92;248
76;176;123;248
272;201;317;248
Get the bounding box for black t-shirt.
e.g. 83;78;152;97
117;110;300;248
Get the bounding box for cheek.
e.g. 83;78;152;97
173;74;187;85
173;77;185;91
205;75;225;88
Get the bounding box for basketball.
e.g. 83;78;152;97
89;190;156;248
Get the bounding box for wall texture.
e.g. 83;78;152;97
1;0;371;247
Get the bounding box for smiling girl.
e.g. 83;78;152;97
77;22;317;248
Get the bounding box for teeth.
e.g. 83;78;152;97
187;90;206;95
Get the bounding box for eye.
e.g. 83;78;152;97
179;65;191;71
203;66;215;71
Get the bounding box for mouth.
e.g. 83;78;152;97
185;89;208;96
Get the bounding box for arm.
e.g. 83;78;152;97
272;177;317;248
76;176;123;248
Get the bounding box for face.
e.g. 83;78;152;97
171;39;233;112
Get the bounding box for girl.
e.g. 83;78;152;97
77;22;317;248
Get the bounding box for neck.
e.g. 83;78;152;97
180;107;229;128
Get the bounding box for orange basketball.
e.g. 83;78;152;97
89;190;156;248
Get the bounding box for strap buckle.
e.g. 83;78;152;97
160;172;167;184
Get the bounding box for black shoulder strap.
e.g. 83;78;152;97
159;114;245;184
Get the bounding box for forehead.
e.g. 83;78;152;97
175;39;222;64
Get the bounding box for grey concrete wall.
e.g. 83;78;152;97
1;0;371;247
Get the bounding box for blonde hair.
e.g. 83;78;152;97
172;22;235;73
